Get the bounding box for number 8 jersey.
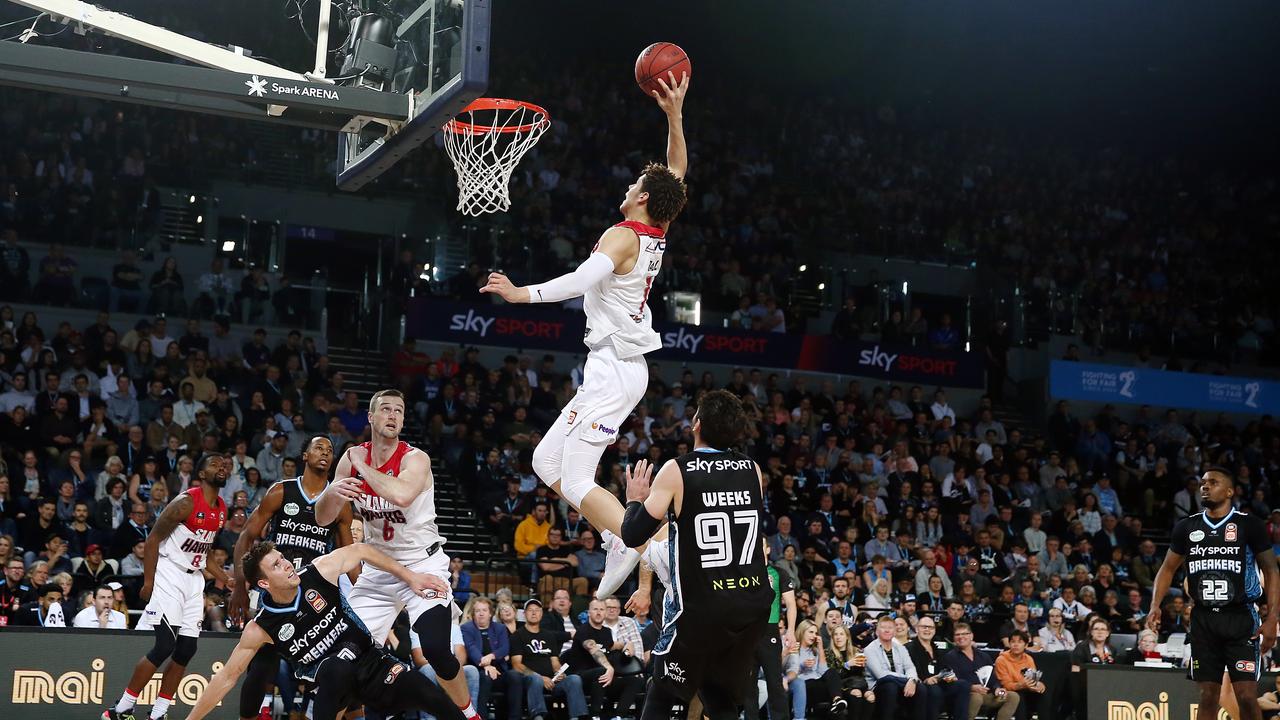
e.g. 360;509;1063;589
1169;508;1270;608
668;449;773;624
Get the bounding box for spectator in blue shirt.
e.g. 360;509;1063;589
461;596;522;720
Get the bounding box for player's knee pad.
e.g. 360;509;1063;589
146;623;178;666
171;635;198;666
558;436;610;508
412;606;461;681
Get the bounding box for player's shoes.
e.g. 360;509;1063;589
596;529;642;599
830;696;849;717
101;709;136;720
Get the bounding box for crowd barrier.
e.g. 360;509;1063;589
0;627;245;719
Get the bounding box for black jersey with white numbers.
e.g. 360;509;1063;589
1169;508;1270;609
666;449;773;626
268;478;339;569
253;567;374;680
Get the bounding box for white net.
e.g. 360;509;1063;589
442;99;550;216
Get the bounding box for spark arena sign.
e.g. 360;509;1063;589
409;298;983;387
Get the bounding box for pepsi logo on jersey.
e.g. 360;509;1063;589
590;421;616;435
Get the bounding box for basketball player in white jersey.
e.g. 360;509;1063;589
315;389;483;720
480;70;690;598
103;454;231;720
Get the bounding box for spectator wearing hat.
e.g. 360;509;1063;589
72;584;127;629
511;597;587;720
254;430;288;483
73;544;113;594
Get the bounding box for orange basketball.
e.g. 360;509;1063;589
635;42;691;97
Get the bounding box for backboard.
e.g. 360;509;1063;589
335;0;490;191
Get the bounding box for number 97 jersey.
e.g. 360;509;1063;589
1169;509;1270;608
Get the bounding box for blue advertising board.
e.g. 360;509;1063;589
1049;360;1279;415
406;297;985;387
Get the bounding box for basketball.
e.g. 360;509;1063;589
635;42;692;96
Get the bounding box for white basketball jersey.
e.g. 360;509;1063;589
159;487;226;571
354;441;446;563
582;220;666;359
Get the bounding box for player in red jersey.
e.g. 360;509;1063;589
480;71;690;599
103;454;231;720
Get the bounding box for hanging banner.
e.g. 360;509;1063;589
1050;360;1280;415
406;297;984;387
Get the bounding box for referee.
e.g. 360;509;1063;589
1148;466;1280;720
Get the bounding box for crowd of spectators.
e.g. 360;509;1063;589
9;42;1280;359
0;304;366;632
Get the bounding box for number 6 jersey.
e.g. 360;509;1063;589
1169;508;1270;608
667;448;773;624
353;440;445;563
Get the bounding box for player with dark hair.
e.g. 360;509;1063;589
184;541;463;720
619;389;773;720
1149;466;1280;720
228;436;354;720
478;70;691;599
103;454;231;720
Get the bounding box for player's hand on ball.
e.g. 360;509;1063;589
332;477;364;502
479;272;529;304
409;572;450;599
625;459;654;502
652;70;689;116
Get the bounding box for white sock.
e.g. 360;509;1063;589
114;689;138;713
600;529;617;548
260;693;272;711
149;694;172;719
458;701;481;720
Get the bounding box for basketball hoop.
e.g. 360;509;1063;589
442;98;551;216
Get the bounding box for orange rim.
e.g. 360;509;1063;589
444;98;551;135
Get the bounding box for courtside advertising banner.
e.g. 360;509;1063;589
406;297;984;387
1087;665;1278;719
0;628;244;719
1050;360;1280;415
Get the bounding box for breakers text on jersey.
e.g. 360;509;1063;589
289;605;348;664
684;457;755;474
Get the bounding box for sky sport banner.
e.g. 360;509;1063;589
1087;664;1278;719
1050;360;1280;415
0;627;244;719
405;297;984;387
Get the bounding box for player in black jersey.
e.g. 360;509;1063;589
227;436;355;720
186;540;463;720
1149;466;1280;720
620;390;779;720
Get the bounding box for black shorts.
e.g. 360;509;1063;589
1188;604;1261;683
312;650;462;720
651;613;768;704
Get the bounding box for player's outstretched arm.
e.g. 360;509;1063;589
347;447;432;508
621;459;678;548
231;483;285;620
1146;547;1184;633
482;225;634;305
651;71;689;179
141;494;194;601
313;542;450;598
184;622;269;720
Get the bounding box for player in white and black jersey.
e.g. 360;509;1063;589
184;541;462;720
1149;466;1280;720
228;436;354;720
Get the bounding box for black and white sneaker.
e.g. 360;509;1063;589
101;709;137;720
829;697;849;717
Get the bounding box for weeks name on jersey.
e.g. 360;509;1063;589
701;491;754;508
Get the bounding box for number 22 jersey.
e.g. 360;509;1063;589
1169;508;1269;609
